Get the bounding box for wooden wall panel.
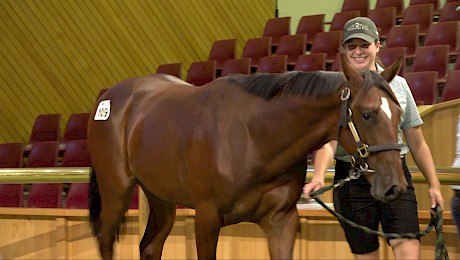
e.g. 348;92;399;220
0;0;275;143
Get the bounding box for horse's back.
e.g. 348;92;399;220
88;74;193;179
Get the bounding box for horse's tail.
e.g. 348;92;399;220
89;167;102;237
89;167;127;240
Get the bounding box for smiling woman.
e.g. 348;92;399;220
303;16;445;259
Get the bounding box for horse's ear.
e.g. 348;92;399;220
380;56;403;83
341;53;362;86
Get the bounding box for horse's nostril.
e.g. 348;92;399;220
385;185;399;200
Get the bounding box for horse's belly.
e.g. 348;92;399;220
223;175;303;225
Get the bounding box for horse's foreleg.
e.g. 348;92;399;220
140;191;177;260
259;207;299;260
194;204;223;260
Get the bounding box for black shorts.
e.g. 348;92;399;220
333;158;419;254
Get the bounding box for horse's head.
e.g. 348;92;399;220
339;54;407;203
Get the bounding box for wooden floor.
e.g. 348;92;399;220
0;206;458;259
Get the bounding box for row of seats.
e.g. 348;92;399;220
0;182;139;209
28;112;89;144
154;1;460;105
0;140;138;209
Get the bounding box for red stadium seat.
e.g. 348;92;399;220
185;61;216;86
62;113;90;143
296;14;325;50
367;7;397;40
375;0;405;20
256;55;288;73
294;53;327;72
65;183;89;209
61;140;91;167
156;63;182;79
329;10;360;32
220;58;251;77
341;0;369;17
310;31;342;65
208;39;237;75
262;17;291;52
405;71;438;105
274;34;307;69
28;114;61;143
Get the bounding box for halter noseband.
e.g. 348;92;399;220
338;86;401;178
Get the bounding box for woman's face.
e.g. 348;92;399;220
343;38;380;72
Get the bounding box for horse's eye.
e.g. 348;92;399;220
362;112;373;121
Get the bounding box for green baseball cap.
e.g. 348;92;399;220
342;17;379;45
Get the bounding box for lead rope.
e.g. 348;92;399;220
309;184;449;260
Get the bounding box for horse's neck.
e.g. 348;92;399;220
249;95;342;173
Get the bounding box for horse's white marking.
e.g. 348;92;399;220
94;100;111;120
380;97;392;120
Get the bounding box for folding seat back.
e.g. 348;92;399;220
439;1;460;22
241;37;271;70
221;58;251;77
27;183;63;208
412;45;450;82
156;63;182;79
130;185;139;209
256;55;288;73
185;61;216;86
25;141;59;168
61;140;91;167
274;34;307;68
400;4;434;35
262;17;291;52
65;183;89;209
341;0;369;17
329;10;360;32
424;21;460;59
375;0;405;19
409;0;440;13
0;143;24;168
296;14;325;48
310;31;343;64
208;39;237;70
367;7;397;40
405;71;438;105
28;114;61;143
0;143;25;207
385;24;420;59
294;53;327;72
62;113;90;142
0;184;24;207
378;47;407;76
441;70;460;102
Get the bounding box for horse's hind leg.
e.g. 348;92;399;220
140;188;177;260
97;171;137;260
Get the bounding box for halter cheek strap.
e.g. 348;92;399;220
338;86;401;177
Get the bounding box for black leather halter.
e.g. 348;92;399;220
338;86;401;178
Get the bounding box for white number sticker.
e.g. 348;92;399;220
94;100;111;120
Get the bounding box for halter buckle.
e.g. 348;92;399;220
357;144;369;158
341;87;351;101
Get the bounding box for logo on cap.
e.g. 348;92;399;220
347;22;369;32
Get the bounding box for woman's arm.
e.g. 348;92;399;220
404;126;445;210
303;140;337;199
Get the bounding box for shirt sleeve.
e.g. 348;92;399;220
397;77;423;129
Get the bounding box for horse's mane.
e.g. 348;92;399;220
227;70;398;104
228;71;345;100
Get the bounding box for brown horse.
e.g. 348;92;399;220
88;56;406;260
